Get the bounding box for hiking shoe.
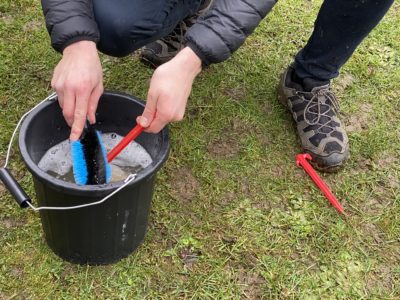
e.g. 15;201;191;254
277;66;349;172
140;0;213;68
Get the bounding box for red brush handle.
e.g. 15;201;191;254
296;153;344;214
107;124;144;163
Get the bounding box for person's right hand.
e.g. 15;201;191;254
51;40;103;141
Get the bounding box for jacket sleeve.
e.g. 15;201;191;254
41;0;100;53
185;0;277;66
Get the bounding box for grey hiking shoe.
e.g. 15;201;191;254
278;66;349;172
140;0;213;68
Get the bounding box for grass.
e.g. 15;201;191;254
1;0;399;299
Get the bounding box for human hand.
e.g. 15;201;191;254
136;47;202;133
51;41;103;141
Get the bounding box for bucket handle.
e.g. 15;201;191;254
0;93;57;208
0;92;136;211
27;174;136;211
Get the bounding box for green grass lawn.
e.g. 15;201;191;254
1;0;399;299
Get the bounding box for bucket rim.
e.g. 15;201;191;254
18;90;170;196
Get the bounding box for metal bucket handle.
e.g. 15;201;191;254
0;93;136;211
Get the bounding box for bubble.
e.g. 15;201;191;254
38;132;153;183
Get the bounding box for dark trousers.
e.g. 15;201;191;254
93;0;202;57
294;0;395;81
94;0;394;82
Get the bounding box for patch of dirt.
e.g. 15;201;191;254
1;217;25;229
365;265;394;295
59;264;76;283
207;118;252;159
214;169;230;181
239;179;268;207
334;74;355;93
376;153;397;169
0;292;17;300
363;197;383;215
230;117;253;135
0;14;14;24
221;235;237;246
220;191;237;205
261;101;273;114
23;20;42;32
188;212;203;225
368;66;375;76
354;155;399;190
240;180;252;197
361;222;384;244
170;167;199;202
257;134;271;148
216;174;267;208
224;86;246;102
252;198;272;211
242;251;260;268
353;157;374;172
382;244;400;265
376;154;400;189
179;247;201;269
10;266;24;278
386;174;400;189
344;103;373;132
237;268;265;299
207;135;241;159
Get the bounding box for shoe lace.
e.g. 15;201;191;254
162;19;191;50
161;0;211;50
302;88;340;132
162;8;202;49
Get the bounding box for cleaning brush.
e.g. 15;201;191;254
71;121;111;185
71;121;144;185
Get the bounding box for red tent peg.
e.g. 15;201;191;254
296;153;345;215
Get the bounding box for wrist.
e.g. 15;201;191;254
175;47;202;76
63;40;97;56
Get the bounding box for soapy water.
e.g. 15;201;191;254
38;132;153;183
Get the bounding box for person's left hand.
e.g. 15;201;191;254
136;47;202;133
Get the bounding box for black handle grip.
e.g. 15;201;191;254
0;168;31;208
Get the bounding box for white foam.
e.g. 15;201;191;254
100;133;153;169
38;132;153;182
38;139;72;176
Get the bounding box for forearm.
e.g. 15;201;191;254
41;0;100;52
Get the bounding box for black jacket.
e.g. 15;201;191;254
41;0;277;66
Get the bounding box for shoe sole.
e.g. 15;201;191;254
305;149;349;173
277;76;289;107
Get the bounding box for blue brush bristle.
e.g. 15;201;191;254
96;131;112;183
71;140;88;185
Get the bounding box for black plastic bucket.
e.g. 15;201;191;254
17;91;169;265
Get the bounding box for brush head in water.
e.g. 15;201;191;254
96;130;111;183
71;124;111;185
71;140;88;185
